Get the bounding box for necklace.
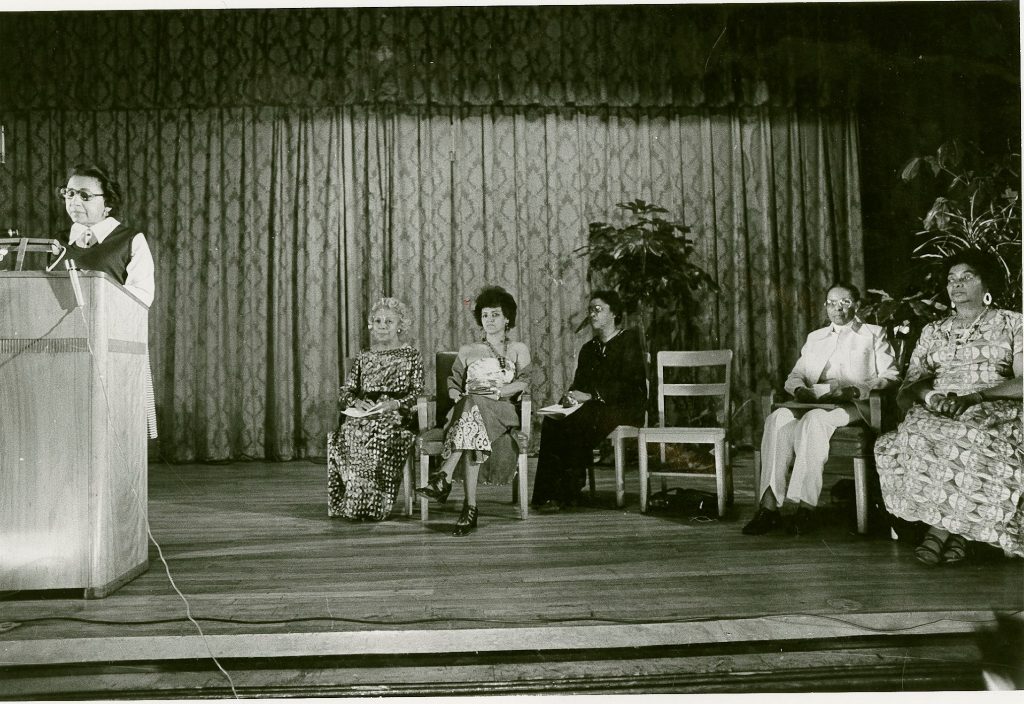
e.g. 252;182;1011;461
484;335;509;371
949;309;987;347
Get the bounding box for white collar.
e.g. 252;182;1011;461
70;217;120;246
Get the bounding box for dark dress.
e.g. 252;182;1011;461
530;328;647;506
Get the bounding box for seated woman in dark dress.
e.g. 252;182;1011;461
531;290;647;511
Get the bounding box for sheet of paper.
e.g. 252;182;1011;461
342;404;383;418
537;403;583;418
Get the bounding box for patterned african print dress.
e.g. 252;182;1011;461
327;346;424;520
875;309;1023;557
443;352;530;485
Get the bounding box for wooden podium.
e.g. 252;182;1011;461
0;271;149;597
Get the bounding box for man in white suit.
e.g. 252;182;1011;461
743;282;900;536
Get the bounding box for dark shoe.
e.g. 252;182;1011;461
452;504;479;536
941;534;968;565
415;472;452;504
742;508;782;535
536;500;562;513
786;507;817;536
915;531;946;566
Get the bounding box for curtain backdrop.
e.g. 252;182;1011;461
0;6;866;111
0;106;861;461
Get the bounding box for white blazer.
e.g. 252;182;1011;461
783;321;900;415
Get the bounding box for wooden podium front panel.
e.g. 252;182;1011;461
0;272;148;595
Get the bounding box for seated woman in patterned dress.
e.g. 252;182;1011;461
875;250;1022;565
416;286;531;536
327;297;424;521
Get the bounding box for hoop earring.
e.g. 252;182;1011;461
983;292;993;306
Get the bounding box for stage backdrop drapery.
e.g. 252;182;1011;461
0;105;860;461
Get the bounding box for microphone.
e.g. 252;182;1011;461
66;258;85;308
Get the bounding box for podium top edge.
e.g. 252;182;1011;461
0;271;149;309
0;271;115;280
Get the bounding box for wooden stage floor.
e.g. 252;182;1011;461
2;452;1022;697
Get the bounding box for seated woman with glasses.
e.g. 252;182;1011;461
327;297;424;521
60;163;158;439
416;286;531;536
59;164;155;306
531;290;647;512
742;282;900;537
875;251;1022;566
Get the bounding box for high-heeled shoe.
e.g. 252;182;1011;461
452;504;478;536
415;472;452;504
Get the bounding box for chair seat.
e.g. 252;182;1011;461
830;426;874;455
641;427;726;443
609;425;639;440
417;428;444;455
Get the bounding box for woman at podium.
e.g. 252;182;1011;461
61;163;158;438
61;164;155;306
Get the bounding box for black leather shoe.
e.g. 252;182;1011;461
415;472;452;504
787;507;817;536
742;508;782;535
536;500;562;513
452;504;479;536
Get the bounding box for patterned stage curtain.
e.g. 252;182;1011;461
0;105;859;460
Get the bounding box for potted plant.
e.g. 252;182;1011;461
861;140;1021;351
576;199;719;361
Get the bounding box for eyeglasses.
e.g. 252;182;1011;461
59;187;104;202
824;299;854;309
947;272;979;285
589;305;608;314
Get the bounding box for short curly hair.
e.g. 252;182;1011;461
945;249;1004;301
473;286;518;329
368;297;412;335
67;163;123;216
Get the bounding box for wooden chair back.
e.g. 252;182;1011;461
433;351;458;428
656;349;733;434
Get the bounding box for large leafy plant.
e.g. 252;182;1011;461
576;200;719;359
860;140;1021;343
902;140;1020;308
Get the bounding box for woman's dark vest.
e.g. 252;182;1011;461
66;223;136;285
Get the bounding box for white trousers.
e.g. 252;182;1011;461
759;405;855;507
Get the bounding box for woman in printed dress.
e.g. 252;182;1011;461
327;297;424;521
875;250;1022;565
416;286;531;535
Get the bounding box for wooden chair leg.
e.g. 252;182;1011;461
638;432;649;513
714;438;727;517
752;450;762;502
418;453;430;521
612;434;625;508
518;453;529;519
587;467;596;500
402;454;413;517
854;456;869;535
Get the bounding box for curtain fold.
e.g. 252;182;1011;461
0;105;861;460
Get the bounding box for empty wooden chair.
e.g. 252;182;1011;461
637;350;734;517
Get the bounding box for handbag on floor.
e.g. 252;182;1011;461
647;487;718;518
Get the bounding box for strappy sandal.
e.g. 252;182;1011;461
914;532;946;566
941;535;968;565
